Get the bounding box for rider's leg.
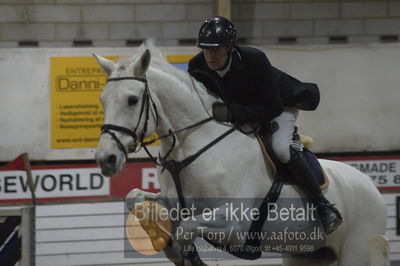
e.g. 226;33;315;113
269;108;298;165
270;108;343;235
285;147;343;234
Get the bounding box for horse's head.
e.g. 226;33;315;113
94;49;158;176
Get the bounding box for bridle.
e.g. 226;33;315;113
100;76;214;162
101;76;159;159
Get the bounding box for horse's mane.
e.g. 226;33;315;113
125;40;195;89
115;40;213;109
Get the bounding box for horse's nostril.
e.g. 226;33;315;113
106;154;117;167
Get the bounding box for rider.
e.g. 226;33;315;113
188;16;342;235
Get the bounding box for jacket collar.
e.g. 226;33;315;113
216;55;232;77
229;46;244;72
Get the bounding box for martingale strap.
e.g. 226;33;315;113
101;73;287;261
101;75;240;215
161;127;236;209
203;176;284;260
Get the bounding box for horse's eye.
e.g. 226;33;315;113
128;95;139;106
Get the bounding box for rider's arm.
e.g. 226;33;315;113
229;50;283;124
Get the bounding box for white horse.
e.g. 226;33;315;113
94;43;388;266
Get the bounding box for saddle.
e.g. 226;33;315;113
256;124;329;190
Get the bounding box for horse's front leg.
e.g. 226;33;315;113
125;188;158;210
174;205;247;266
170;214;207;266
125;190;204;265
149;208;226;266
125;188;157;210
163;232;207;266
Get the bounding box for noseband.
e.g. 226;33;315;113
101;76;158;159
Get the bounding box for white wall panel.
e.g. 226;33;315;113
5;191;390;265
0;44;399;161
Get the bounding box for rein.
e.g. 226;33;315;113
100;73;285;257
101;77;230;161
100;75;237;209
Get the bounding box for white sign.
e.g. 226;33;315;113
342;158;400;189
142;168;160;190
0;168;109;200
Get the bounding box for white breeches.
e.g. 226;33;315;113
270;108;299;164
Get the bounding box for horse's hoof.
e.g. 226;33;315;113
182;244;208;266
182;260;208;266
132;200;171;252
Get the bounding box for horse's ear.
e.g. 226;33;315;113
92;53;115;76
133;49;151;77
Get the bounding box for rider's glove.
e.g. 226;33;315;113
212;102;231;122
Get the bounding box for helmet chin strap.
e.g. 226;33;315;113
216;49;233;76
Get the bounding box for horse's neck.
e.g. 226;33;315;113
148;67;279;199
149;68;219;157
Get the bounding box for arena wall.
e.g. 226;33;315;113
20;194;400;265
1;0;400;47
0;43;399;161
1;43;399;265
1;1;399;265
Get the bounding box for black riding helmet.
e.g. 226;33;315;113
197;16;237;48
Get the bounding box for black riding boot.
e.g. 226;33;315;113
285;147;343;235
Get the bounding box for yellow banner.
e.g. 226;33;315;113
50;54;193;149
